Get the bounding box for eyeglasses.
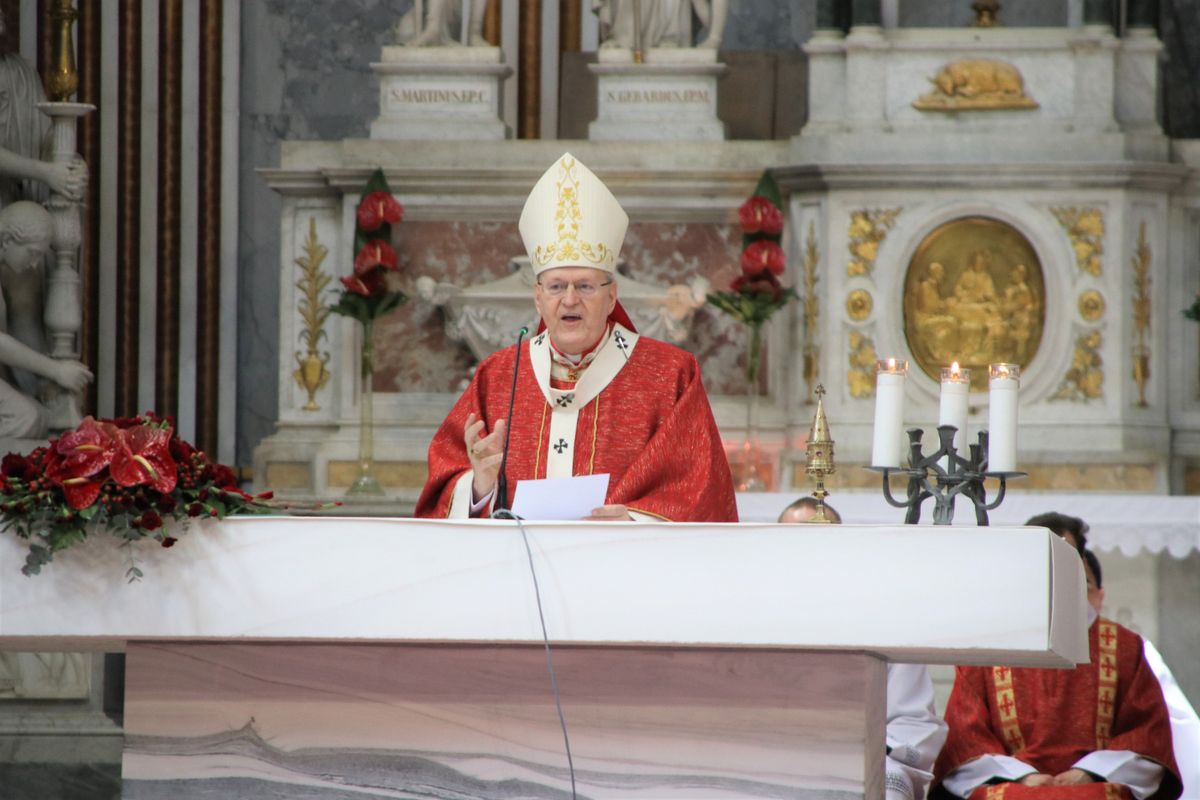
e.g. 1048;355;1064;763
537;279;613;298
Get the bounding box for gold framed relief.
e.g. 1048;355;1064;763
902;216;1046;391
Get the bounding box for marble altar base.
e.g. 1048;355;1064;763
121;642;884;799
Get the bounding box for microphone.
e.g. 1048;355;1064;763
492;326;529;516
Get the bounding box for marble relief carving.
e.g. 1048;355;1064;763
846;208;901;277
847;330;879;399
902;216;1045;391
374;221;746;396
912;59;1039;111
292;218;332;412
1051;330;1105;402
1130;222;1152;407
845;289;872;322
1050;207;1106;276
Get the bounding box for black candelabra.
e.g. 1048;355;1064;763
868;425;1025;525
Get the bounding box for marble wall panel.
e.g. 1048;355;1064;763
122;642;879;799
375;221;754;397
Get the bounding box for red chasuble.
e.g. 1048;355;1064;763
415;326;737;522
932;619;1181;800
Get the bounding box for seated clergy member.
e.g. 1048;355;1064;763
931;541;1181;800
779;496;948;800
416;153;737;522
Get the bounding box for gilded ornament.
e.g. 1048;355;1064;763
902;216;1045;391
846;208;901;277
292;218;332;411
46;0;79;101
845;289;872;321
1078;290;1106;322
847;330;879;399
801;221;821;395
531;156;614;269
1051;206;1105;276
912;59;1038;111
1131;221;1151;407
1050;330;1104;402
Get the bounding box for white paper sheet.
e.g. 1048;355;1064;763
511;474;611;520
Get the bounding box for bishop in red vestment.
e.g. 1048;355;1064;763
416;153;737;522
932;587;1181;800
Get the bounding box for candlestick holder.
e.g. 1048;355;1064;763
867;424;1024;525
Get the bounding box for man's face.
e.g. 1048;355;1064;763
533;266;616;355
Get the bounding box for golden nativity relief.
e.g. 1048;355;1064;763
903;217;1045;391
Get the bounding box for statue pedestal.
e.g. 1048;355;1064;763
370;46;511;140
588;49;726;141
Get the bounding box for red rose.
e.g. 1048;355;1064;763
169;435;196;463
740;240;786;276
161;536;177;548
208;463;238;489
356;191;404;232
187;502;205;517
732;269;784;302
353;240;398;275
139;510;163;531
1;453;29;480
738;196;784;236
341;268;387;297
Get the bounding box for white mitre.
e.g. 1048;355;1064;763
519;153;629;276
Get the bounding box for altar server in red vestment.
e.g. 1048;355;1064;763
416;153;737;522
931;547;1181;800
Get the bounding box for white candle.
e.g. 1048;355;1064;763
987;363;1020;473
939;363;970;469
871;358;907;468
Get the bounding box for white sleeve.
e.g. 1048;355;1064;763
447;470;491;518
1143;638;1200;797
1073;751;1164;800
941;754;1039;799
885;663;949;800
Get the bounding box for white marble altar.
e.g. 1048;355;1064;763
0;518;1085;799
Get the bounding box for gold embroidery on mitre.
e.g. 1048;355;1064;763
991;665;1025;753
1096;620;1119;749
532;156;615;269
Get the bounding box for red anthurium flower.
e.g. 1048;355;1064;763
740;240;786;276
110;425;178;494
356;191;404;232
732;269;784;302
353;240;398;275
340;268;387;297
60;478;103;510
738;196;784;236
46;416;119;485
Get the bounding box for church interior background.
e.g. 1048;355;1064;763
1;0;1199;796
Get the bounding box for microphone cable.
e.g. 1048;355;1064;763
493;510;578;799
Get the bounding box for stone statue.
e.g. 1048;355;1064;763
596;0;728;49
0;201;91;439
0;13;87;205
397;0;488;46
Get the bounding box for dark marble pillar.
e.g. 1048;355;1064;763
851;0;880;27
816;0;847;30
1126;0;1158;28
1083;0;1116;26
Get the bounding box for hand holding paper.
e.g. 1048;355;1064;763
511;474;611;520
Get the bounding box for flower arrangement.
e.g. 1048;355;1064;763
706;170;797;389
0;413;272;579
330;168;407;496
331;168;407;322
